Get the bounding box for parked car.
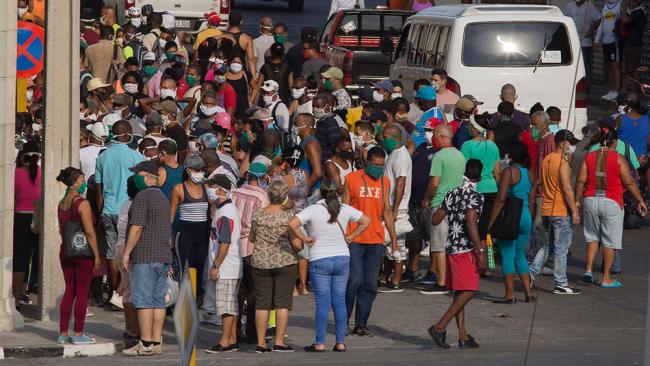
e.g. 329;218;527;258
391;5;588;137
320;8;413;93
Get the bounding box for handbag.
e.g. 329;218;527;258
63;220;94;259
489;169;523;240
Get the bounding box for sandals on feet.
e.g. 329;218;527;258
600;280;622;288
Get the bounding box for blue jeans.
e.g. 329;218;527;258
345;244;383;328
131;263;170;309
309;256;350;345
529;216;572;287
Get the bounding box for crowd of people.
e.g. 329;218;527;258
11;0;650;358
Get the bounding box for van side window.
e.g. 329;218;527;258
407;24;422;65
409;24;429;66
394;23;411;61
423;25;440;68
435;26;450;68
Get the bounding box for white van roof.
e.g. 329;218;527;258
414;5;563;19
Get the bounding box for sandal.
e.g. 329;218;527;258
333;343;347;352
581;272;594;284
600;280;622;288
303;344;326;352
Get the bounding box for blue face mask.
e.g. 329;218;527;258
548;124;561;134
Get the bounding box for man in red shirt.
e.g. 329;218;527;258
213;64;237;117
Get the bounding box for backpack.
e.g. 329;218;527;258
80;70;93;99
148;29;164;59
269;102;295;154
106;44;125;84
127;40;149;69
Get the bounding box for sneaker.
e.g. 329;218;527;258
427;325;450;349
601;90;615;100
419;284;449;295
151;344;163;355
419;243;430;256
109;292;124;310
553;285;581;295
123;341;154;356
19;295;32;305
56;335;70;344
255;345;272;353
205;343;238;354
70;334;96;345
605;91;619;101
353;326;373;337
265;327;276;340
272;344;295;352
378;282;404;293
458;335;480;349
124;336;140;349
418;271;438;285
400;269;414;283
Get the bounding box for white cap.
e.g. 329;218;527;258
102;113;122;127
127;7;141;16
261;80;279;92
87;121;109;139
143;51;156;61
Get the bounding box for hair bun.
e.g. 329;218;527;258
56;170;66;182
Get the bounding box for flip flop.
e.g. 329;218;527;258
600;280;622;288
581;272;594;284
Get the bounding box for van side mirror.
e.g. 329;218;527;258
380;35;394;54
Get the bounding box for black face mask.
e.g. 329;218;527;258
339;150;354;160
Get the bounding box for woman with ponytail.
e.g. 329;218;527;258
288;179;371;352
56;167;101;345
13;140;42;310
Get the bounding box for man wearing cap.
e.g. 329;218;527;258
322;67;351;109
259;80;290;131
431;68;459;122
194;11;223;52
96;121;144;308
372;80;393;103
530;129;582;295
449;97;476;149
124;7;145;32
80;122;108;183
143;111;167;145
287;27;317;77
231;163;271;343
408;79;430;125
412;85;446;148
121;160;172;356
87;78;113;115
152;100;188;164
253;17;275;74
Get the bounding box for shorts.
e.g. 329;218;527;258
430;206;448;253
385;210;408;261
100;214;119;259
131;263;170;309
253;264;297;310
446;251;479;291
216;278;241;316
624;47;642;74
406;204;431;243
582;196;624;250
603;42;622;63
115;244;132;303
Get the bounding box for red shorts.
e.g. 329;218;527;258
446;251;479;291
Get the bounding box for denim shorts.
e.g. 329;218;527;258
131;263;170;309
100;214;119;259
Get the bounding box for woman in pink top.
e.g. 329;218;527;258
13;141;41;309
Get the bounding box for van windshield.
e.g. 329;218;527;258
462;22;572;66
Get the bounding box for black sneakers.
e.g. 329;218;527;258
458;335;479;349
352;326;374;337
427;325;450;349
272;344;295;353
553;285;582;295
205;343;239;353
255;345;272;353
419;284;449;295
378;282;404;293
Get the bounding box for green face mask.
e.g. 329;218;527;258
143;65;157;76
531;126;540;141
165;51;176;61
273;34;287;44
133;174;149;191
365;163;384;180
382;137;399;153
186;75;198;87
375;124;382;137
241;132;250;142
76;181;88;195
323;79;334;92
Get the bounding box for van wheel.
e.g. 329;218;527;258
288;0;304;12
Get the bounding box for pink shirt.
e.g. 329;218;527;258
15;167;41;212
232;185;269;257
146;71;163;98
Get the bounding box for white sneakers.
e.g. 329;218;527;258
601;90;619;101
109;291;124;310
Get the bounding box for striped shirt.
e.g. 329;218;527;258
178;183;209;222
232;185;269;257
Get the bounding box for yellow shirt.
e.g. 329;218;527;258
194;28;223;50
541;152;569;217
346;106;363;130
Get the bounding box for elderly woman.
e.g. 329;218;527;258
575;121;648;288
250;180;300;353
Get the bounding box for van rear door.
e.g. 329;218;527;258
135;0;222;26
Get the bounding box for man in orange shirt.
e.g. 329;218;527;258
342;146;398;336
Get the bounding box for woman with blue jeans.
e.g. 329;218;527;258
289;180;371;352
488;143;536;303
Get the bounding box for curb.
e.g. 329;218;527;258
0;342;124;359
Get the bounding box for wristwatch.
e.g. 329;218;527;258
477;248;485;253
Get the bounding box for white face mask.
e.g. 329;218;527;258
391;93;402;100
32;123;42;132
568;145;576;154
313;106;328;120
372;90;384;102
123;83;138;94
18;7;28;18
209;57;224;65
161;114;171;127
189;171;204;184
431;80;443;91
100;16;106;25
159;39;167;49
229;62;243;73
263;94;276;106
189;140;200;154
206;187;219;202
130;17;142;27
291;87;306;99
160;88;176;100
425;131;434;145
200;104;220;117
26;89;34;102
144;155;153;161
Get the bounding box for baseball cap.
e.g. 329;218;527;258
248;162;268;177
152;100;178;114
199;132;218;149
129;160;160;175
127;7;141;16
415;85;436;101
112;93;134;106
141;4;154;14
200;148;220;165
86;78;110;92
214;112;232;130
191;119;212;137
261;80;280;92
455;97;475;113
424;117;444;130
102;113;122;127
373;80;393;93
87;122;108;139
554;129;580;146
143;52;156;62
204;11;221;26
251;108;272;121
321;67;343;80
145;111;162;127
206;174;232;191
184;154;206;170
358;87;374;104
462;94;483;106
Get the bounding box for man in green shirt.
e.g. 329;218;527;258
420;124;465;295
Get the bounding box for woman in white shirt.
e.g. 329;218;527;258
289;180;370;352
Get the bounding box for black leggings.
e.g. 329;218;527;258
174;220;209;300
13;213;38;274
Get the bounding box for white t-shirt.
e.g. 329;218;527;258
208;201;242;279
79;145;104;182
385;145;412;211
253;34;275;73
296;200;363;261
269;101;290;131
564;0;601;47
295;100;313;116
596;1;622;44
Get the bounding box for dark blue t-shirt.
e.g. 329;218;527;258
409;143;436;206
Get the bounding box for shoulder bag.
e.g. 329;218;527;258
63;198;94;259
489;168;523;241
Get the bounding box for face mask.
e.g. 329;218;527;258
100;17;106;25
263;94;275;106
391;93;402;100
159;39;167;49
229;62;243;73
382;137;399;153
160;88;176;100
186;75;198;87
323;79;334;92
76;181;88;194
373;91;384;102
206;187;219;202
80;111;87;120
531;126;540;141
133;174;149;190
112;106;127;115
161;114;171;127
365;163;384;180
32;123;42;132
18;7;28;18
144;156;153;161
200;104;220;116
339;150;354;160
130;17;142;27
165;51;176;61
291;87;305;99
568;145;576;154
26;89;34;102
425;131;434;145
123;83;138;94
431;80;442;91
189;140;200;154
313;107;329;120
548;124;561;134
189;171;204;184
273;34;287;44
143;65;157;76
215;75;227;84
113;133;133;144
209;57;225;65
375;124;383;137
396;113;408;123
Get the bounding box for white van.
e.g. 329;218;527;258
390;5;588;137
106;0;231;31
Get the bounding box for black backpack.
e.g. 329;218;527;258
128;40;149;68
